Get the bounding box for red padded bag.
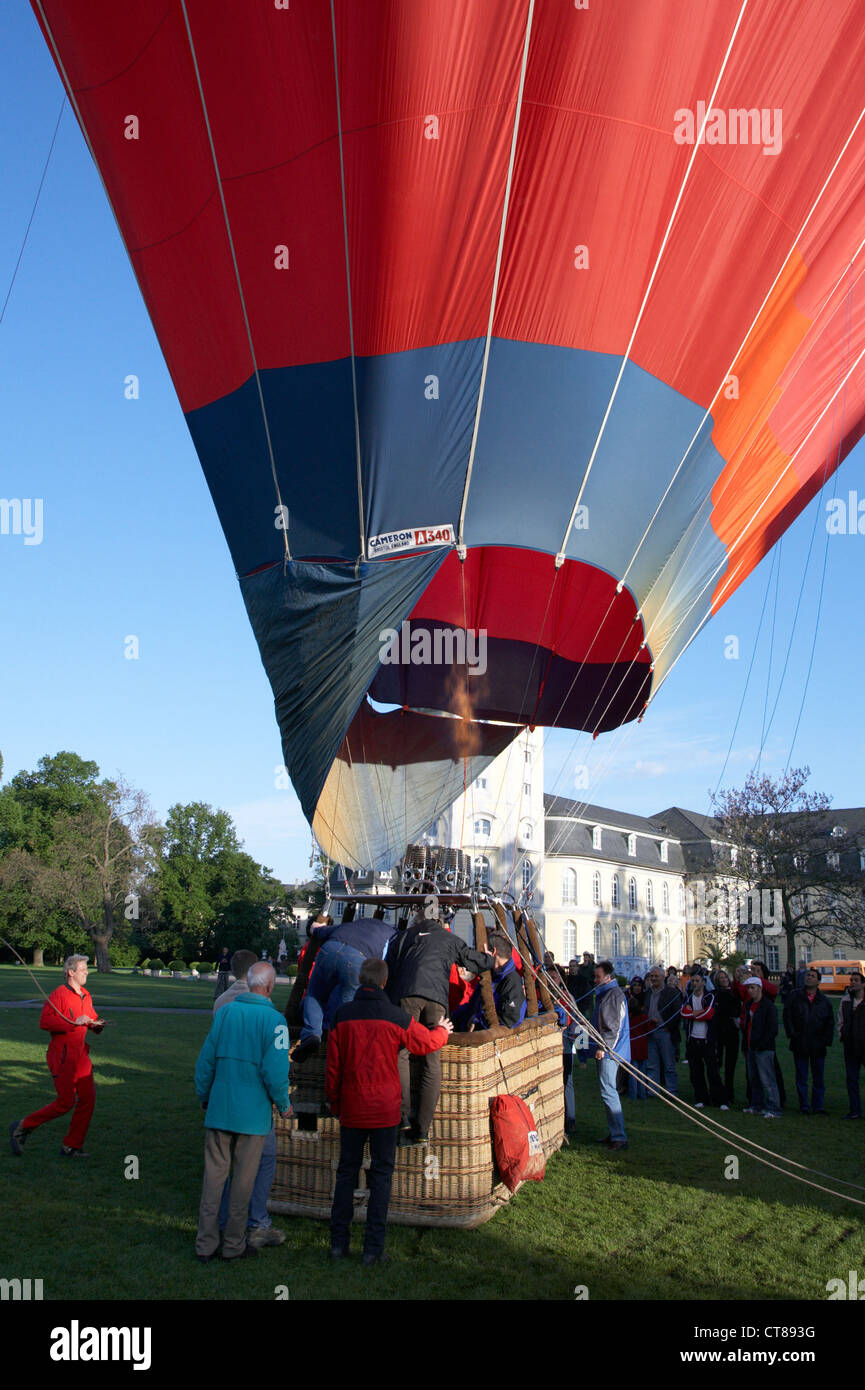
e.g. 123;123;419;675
490;1094;546;1192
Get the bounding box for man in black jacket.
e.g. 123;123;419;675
742;977;781;1118
386;915;492;1143
783;967;834;1114
838;971;865;1119
463;932;526;1032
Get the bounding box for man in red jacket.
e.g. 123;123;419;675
9;954;104;1158
326;957;452;1265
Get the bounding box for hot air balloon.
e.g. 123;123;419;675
31;0;865;873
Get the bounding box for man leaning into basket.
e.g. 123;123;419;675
385;912;493;1144
326;957;453;1265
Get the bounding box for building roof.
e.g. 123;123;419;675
544;794;687;872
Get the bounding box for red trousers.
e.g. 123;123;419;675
23;1053;95;1149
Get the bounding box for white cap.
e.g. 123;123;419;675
744;976;763;988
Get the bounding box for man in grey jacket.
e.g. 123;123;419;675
591;961;631;1151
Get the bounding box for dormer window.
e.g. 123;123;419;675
660;840;669;864
827;851;840;871
474;818;491;838
628;833;637;857
592;826;602;851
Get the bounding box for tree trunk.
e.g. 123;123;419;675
92;935;112;973
783;893;797;973
32;947;44;967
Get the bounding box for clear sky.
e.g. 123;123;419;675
1;2;863;885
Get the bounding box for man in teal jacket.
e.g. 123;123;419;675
194;960;290;1261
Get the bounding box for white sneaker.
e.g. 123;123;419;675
720;1105;729;1111
694;1102;705;1109
763;1111;780;1120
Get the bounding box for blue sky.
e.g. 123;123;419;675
1;2;863;883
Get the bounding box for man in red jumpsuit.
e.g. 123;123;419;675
9;954;104;1158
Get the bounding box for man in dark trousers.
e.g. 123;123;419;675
326;958;452;1265
838;970;865;1118
742;976;781;1119
386;913;492;1143
10;954;105;1158
783;966;834;1114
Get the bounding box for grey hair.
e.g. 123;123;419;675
247;961;276;990
64;954;89;975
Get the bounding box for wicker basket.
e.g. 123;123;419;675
269;1013;564;1229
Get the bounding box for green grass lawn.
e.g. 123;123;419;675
0;964;292;1011
1;974;863;1300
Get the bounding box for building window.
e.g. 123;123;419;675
664;928;670;963
660;840;669;864
647;926;655;960
647;879;654;911
524;748;532;765
833;949;845;960
662;882;670;916
474;855;490;887
801;945;812;963
476;776;487;790
522;860;533;891
628;833;636;857
593;922;601;956
678;883;685;917
611;876;620;909
592;825;602;851
827;852;840;871
521;820;533;844
563;921;577;960
767;944;780;971
524;783;531;799
630;925;637;954
859;851;865;872
612;924;620;956
593;871;601;907
678;931;685;967
628;876;637;911
562;868;577;906
730;846;738;867
474;818;491;838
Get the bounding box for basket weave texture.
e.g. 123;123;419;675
270;1014;565;1229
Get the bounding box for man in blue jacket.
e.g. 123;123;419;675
194;960;290;1262
293;912;395;1062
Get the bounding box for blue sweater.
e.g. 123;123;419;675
194;992;290;1134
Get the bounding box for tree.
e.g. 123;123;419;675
2;777;158;972
0;753;114;964
152;803;285;960
708;768;865;968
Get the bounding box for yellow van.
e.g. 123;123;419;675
810;960;865;993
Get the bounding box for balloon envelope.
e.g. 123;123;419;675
33;0;865;866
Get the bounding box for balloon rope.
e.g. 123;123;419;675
515;934;865;1205
0;936;80;1024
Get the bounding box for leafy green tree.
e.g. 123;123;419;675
152;803;285;960
0;753;109;964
